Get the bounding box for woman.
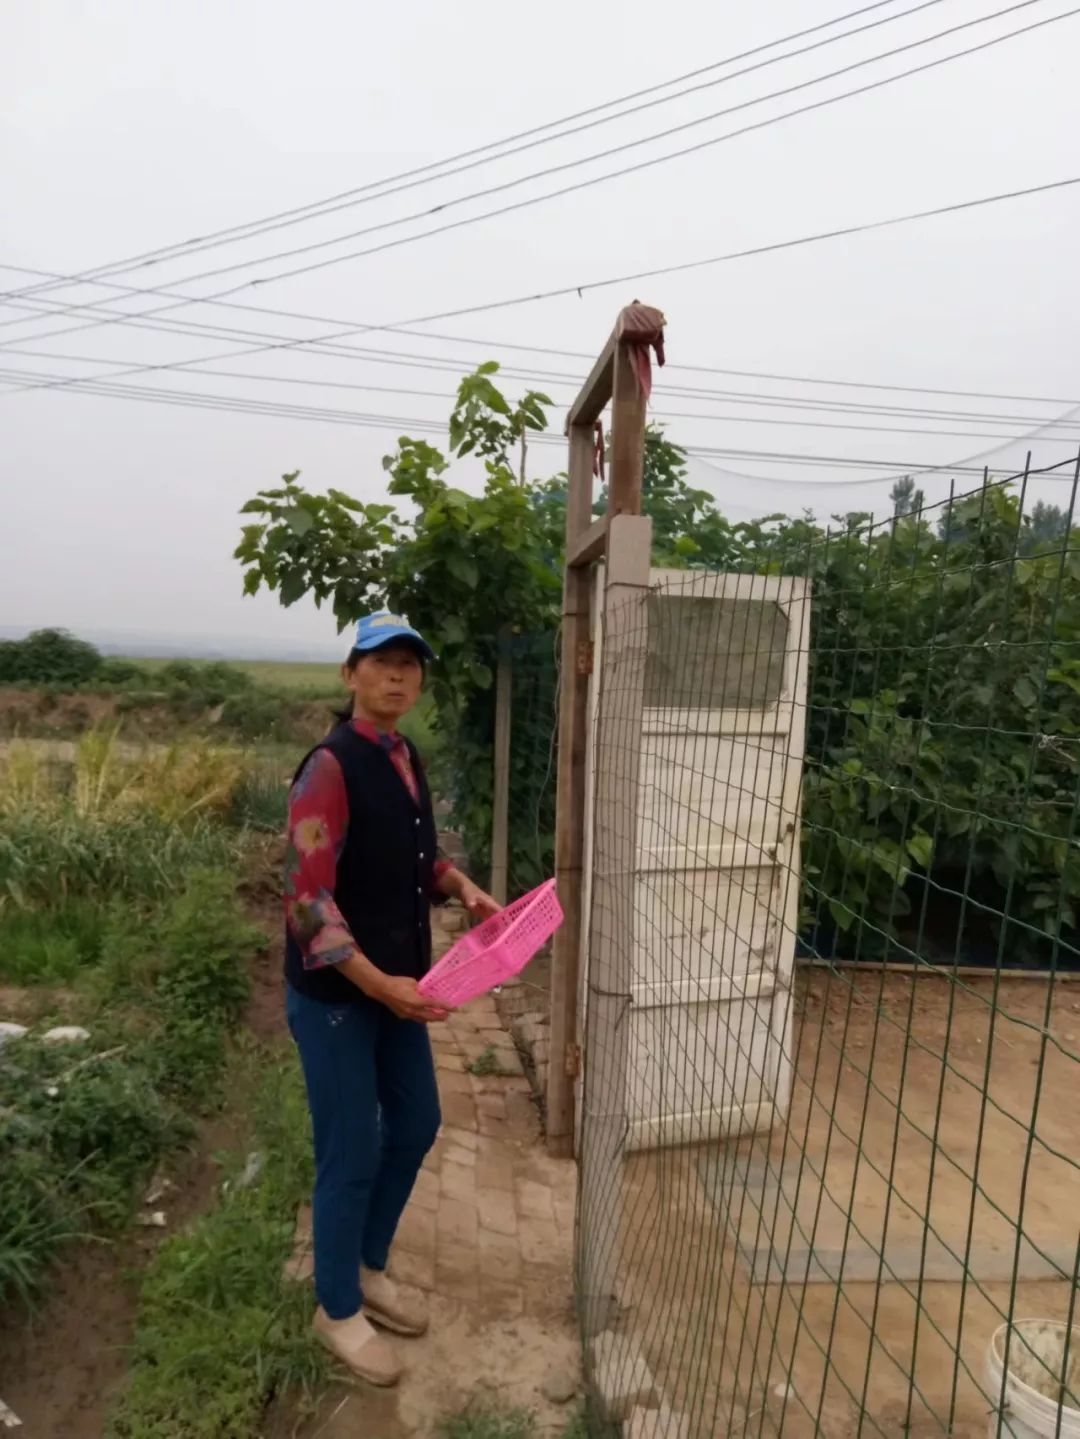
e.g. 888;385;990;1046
284;610;499;1386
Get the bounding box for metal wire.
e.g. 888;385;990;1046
556;452;1080;1436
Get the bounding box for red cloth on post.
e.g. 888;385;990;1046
616;302;666;401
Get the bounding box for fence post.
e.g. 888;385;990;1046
547;425;596;1157
577;330;653;1336
548;306;663;1165
489;627;512;906
579;510;651;1337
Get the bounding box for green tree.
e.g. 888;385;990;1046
237;364;1080;966
890;475;925;518
236;369;743;878
1022;499;1070;554
236;365;562;875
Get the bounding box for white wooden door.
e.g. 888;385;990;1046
620;572;809;1151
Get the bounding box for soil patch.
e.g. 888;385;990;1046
602;969;1080;1437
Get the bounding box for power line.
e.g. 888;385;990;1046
5;338;1078;429
8;355;1079;498
3;262;1079;414
4;171;1078;411
7;345;1080;444
5;360;1080;493
3;0;955;309
686;444;1080;484
0;0;939;300
173;0;1067;293
5;0;1071;356
387;173;1080;330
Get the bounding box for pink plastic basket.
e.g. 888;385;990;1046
419;879;564;1008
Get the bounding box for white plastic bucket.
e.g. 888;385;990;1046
986;1320;1080;1438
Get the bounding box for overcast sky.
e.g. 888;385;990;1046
2;0;1079;656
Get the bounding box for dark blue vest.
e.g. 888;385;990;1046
284;723;439;1005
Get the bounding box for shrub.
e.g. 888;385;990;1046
0;628;103;686
155;869;260;1029
793;486;1080;965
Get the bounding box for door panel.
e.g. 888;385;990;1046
627;993;780;1150
631;865;779;988
638;732;790;856
622;571;810;1152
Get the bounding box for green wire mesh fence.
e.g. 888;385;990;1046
574;454;1080;1438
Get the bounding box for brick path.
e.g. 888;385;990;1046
286;928;581;1437
398;993;577;1312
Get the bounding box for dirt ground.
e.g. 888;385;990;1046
600;967;1080;1437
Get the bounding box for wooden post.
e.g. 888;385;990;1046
547;304;663;1163
579;513;651;1336
547;424;595;1157
489;627;512;906
609;340;647;517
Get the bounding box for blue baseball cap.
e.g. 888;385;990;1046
353;610;436;662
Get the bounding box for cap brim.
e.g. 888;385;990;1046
356;631;436;662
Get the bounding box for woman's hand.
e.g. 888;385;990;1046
372;975;449;1024
459;879;502;922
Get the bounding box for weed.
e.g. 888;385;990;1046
103;868;264;1110
0;1037;190;1301
69;729;250;822
559;1411;590;1439
438;1407;538;1439
0;898;113;984
108;1049;324;1439
466;1045;515;1078
0;1147;82;1309
436;1401;601;1439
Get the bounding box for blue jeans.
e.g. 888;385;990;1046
286;984;441;1320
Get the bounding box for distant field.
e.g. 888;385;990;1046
117;656;439;754
122;656;343;698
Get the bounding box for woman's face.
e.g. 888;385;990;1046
344;644;424;725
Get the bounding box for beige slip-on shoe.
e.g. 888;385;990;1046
312;1306;402;1386
361;1266;429;1337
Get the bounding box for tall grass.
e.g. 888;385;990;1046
0;731;252;926
229;766;289;834
70;728;248;821
0;809;238;912
1;729;249;819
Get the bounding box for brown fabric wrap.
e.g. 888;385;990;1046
615;301;666;400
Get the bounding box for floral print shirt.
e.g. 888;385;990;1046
285;720;452;970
